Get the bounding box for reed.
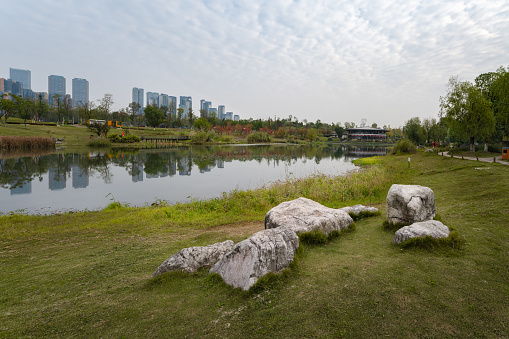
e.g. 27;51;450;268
0;136;55;150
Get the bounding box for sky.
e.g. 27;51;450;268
1;0;508;128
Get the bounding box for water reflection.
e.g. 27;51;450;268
0;144;386;214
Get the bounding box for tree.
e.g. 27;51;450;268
127;102;141;124
187;108;195;126
403;117;426;145
144;105;165;128
0;94;16;126
87;122;110;136
98;93;114;117
193;117;211;131
490;66;509;140
440;76;495;151
344;122;355;129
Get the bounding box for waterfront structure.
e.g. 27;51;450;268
132;87;144;113
344;127;388;141
146;92;159;107
218;105;225;120
72;78;89;108
48;75;66;107
9;68;31;90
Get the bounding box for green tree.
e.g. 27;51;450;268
98;93;114;117
144;105;165;128
490;66;509;140
440;76;495;151
403;117;426;145
193;117;211;131
87;122;110;136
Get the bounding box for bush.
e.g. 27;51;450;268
247;132;272;143
191;131;214;144
108;134;140;143
391;139;416;154
214;135;234;143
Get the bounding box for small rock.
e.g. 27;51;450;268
153;240;235;277
210;228;299;291
265;197;353;235
339;204;378;216
393;220;450;244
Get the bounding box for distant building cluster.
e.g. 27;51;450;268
1;67;89;109
134;87;240;120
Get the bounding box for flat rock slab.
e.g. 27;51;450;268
265;197;353;235
386;184;436;224
393;220;450;244
153;240;235;277
339;204;378;216
210;227;299;291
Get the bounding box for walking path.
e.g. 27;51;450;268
439;151;509;165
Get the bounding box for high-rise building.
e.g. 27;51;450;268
9;68;31;90
225;112;233;120
147;92;159;107
48;75;66;107
72;78;89;108
179;96;192;118
218;105;225;120
132;87;144;113
234;115;240;121
159;94;169;108
209;107;218;118
169;96;177;116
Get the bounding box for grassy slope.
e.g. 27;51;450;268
0;152;508;338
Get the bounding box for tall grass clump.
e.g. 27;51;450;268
87;138;111;148
391;139;416;154
397;229;463;251
0;136;55;150
247;132;272;143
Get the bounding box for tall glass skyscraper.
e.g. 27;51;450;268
146;92;159;107
48;75;66;107
9;68;31;90
72;78;89;108
132;87;144;113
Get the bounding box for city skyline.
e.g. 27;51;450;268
1;1;508;127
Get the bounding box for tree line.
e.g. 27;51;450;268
403;66;509;151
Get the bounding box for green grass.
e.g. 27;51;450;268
0;151;508;337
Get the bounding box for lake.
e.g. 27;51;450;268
0;144;386;215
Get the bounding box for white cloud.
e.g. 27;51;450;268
1;0;508;126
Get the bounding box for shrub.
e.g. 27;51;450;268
391;139;416;154
247;132;272;143
108;134;140;143
191;131;214;144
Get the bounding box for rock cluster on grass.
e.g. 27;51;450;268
152;240;235;277
264;197;354;235
154;198;379;290
386;184;436;224
210;227;299;291
392;220;450;244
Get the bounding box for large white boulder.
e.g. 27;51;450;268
210;227;299;291
386;184;436;224
264;197;353;235
393;220;450;244
153;240;235;277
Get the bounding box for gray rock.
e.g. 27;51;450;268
265;197;353;235
386;184;436;224
339;204;378;216
210;227;299;291
393;220;450;244
153;240;235;277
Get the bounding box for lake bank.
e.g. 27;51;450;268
1;151;508;337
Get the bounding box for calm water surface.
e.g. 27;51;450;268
0;144;386;214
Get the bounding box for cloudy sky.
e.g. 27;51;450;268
1;0;508;127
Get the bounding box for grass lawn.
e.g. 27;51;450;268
0;151;508;338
